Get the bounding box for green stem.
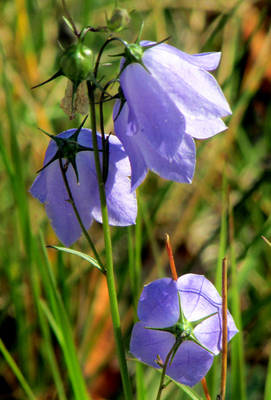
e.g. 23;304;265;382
87;81;133;400
58;158;104;271
128;223;146;400
156;343;177;400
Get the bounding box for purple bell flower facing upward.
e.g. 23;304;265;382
30;129;137;246
130;275;238;387
114;41;231;190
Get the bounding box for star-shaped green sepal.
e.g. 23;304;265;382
116;23;170;74
37;116;99;183
146;291;217;367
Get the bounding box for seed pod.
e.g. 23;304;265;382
60;42;94;87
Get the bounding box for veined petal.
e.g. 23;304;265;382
141;41;221;71
177;274;222;321
90;131;137;226
177;274;238;354
139;132;196;184
194;310;238;355
143;46;231;119
185;117;228;139
30;171;47;203
138;278;179;327
146;42;222;71
166;341;214;386
188;52;221;71
91;170;137;226
120;63;186;158
42;153;95;246
114;101;195;189
130;321;175;368
102;133;132;176
114;101;148;190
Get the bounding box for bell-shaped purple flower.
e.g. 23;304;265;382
30;129;137;246
113;100;196;190
114;41;231;189
130;275;238;387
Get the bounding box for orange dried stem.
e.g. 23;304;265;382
201;377;211;400
220;257;228;400
165;234;178;281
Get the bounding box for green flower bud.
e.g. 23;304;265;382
107;8;130;32
60;42;94;86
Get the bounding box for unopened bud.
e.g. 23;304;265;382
107;8;130;32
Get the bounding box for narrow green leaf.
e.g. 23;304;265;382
39;299;64;345
62;15;75;33
170;380;202;400
47;245;103;273
32;242;67;400
40;234;91;400
209;170;228;397
0;339;36;400
229;209;247;400
264;352;271;400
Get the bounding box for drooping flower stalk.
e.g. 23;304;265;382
87;81;133;400
58;157;104;270
156;341;178;400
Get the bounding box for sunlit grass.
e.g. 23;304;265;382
1;0;271;398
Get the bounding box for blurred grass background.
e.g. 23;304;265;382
1;0;271;399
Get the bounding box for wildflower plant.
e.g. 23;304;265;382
25;2;237;400
130;275;238;387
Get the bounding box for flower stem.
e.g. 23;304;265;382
58;158;104;271
87;81;133;400
156;342;177;400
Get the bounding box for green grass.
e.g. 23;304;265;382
1;0;271;399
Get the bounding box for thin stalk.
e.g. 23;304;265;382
99;79;118;183
58;158;104;271
128;211;146;400
87;81;133;400
156;343;177;400
127;226;136;309
94;37;126;78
